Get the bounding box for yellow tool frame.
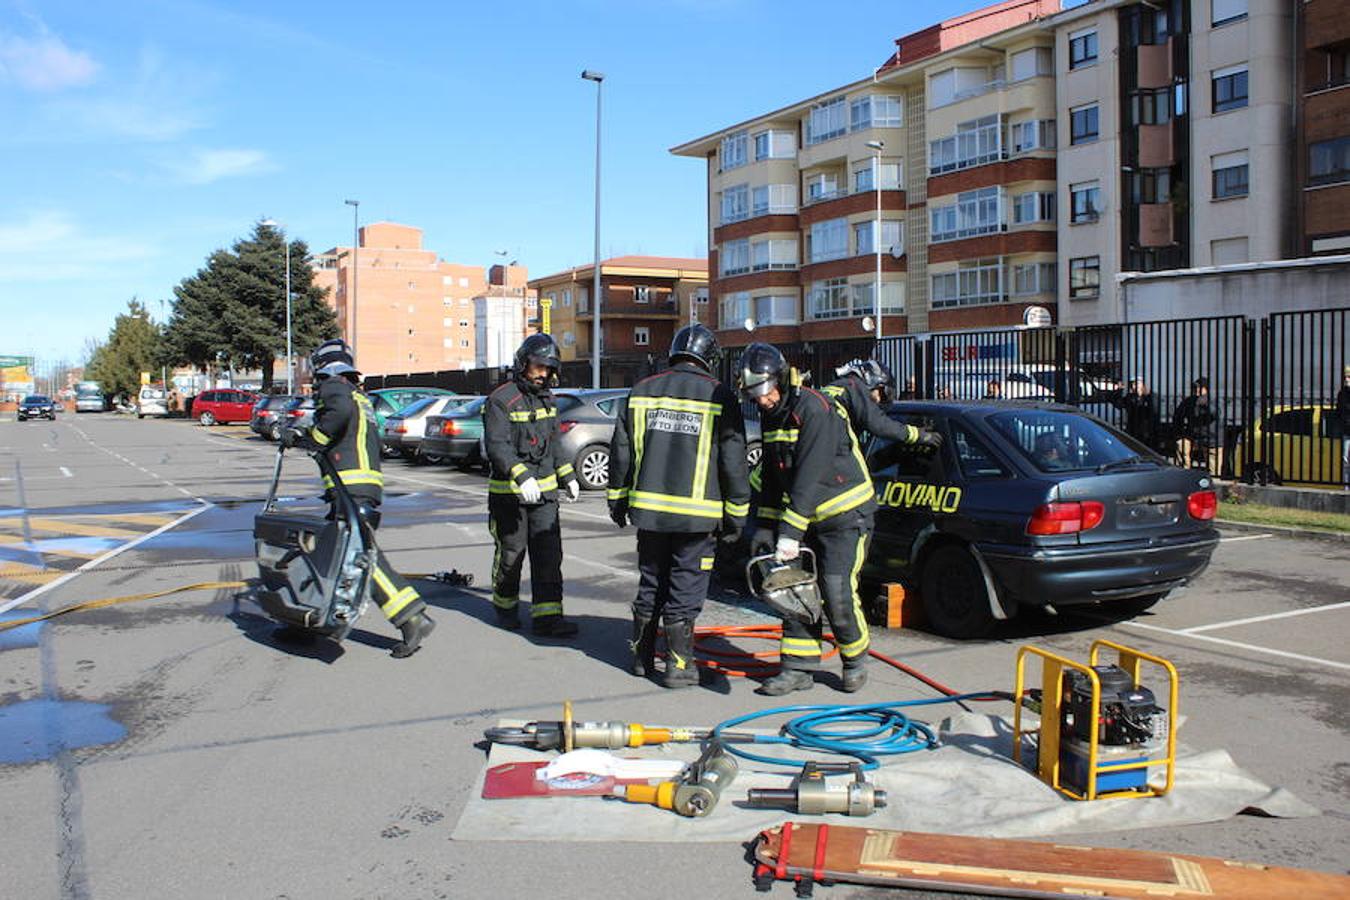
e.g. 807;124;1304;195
1013;639;1178;801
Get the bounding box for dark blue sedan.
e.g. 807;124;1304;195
18;394;56;421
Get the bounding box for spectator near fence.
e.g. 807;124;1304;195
1337;366;1350;489
1112;376;1159;451
1173;377;1222;475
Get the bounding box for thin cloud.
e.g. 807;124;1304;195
0;26;99;91
168;148;278;185
0;211;156;282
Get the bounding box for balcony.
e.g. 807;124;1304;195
575;297;680;320
803;187;849;208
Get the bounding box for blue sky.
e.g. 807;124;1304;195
2;0;979;365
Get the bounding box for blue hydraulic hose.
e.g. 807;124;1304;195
712;693;1000;770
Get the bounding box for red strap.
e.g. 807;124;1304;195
812;824;830;883
775;822;794;880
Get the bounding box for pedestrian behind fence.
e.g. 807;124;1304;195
1337;365;1350;489
1173;377;1221;474
1113;376;1159;452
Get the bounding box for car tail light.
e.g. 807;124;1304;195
394;424;407;434
287;409;303;418
1187;490;1217;520
1027;501;1105;535
441;420;462;436
559;420;577;434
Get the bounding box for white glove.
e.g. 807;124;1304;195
774;536;800;562
519;477;542;504
565;480;581;502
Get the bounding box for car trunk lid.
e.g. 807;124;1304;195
1051;465;1215;545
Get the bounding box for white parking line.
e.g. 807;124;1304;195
1182;601;1350;634
1121;620;1350;672
60;466;72;478
1217;533;1272;542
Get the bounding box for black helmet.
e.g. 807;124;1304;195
669;324;720;372
310;338;358;380
836;357;895;403
738;343;791;404
514;333;562;390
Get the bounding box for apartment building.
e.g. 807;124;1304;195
1297;0;1350;255
527;257;708;376
674;0;1300;346
474;264;536;369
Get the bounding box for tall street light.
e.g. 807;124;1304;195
865;139;885;342
344;199;361;362
260;219;293;394
581;69;604;390
495;248;509;369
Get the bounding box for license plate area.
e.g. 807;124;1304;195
1117;496;1180;529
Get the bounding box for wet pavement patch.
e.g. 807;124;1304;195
0;699;126;763
0;610;44;650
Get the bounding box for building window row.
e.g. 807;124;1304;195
931;258;1005;308
1070;104;1099;145
1310;136;1350;187
808;218;849;263
721;130;748;171
928;64;1004;109
853;159;903;193
930;187;1004;243
854;220;905;257
1070;181;1101;223
1130;168;1172;205
851;94;904;130
1212;65;1248;113
754;129;796;161
1011;191;1055;225
1009;47;1053;83
722;292;799;327
1069;256;1100;300
1012;261;1056;296
807;278;902;319
753;183;798;216
929;114;1002;174
1211;150;1248;199
805;216;905;262
1069;28;1098;69
720;184;749;223
807;97;848;145
1010;118;1056;154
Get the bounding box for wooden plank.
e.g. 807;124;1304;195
753;824;1350;899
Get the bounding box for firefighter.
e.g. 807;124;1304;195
608;324;750;689
739;343;876;696
826;358;943;449
483;334;581;637
287;339;435;658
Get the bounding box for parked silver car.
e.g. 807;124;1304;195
382;395;478;462
554;389;629;490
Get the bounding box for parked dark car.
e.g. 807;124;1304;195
858;401;1220;638
18;394;56;421
195;389;259;425
280;396;316;436
381;395;477;461
554;389;629;490
251;395;297;440
422;396;488;469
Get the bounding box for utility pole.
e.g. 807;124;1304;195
582;69;605;389
344;199;361;361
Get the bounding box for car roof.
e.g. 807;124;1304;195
890;399;1084;415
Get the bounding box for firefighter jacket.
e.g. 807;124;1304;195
608;361;751;533
757;386;875;542
823;375;924;445
483;378;578;500
309;377;384;499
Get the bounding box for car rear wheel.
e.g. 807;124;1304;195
575;444;610;491
199;411;216;426
268;423;282;441
920;545;997;639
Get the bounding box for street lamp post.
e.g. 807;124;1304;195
495;249;509;369
865;139;885;343
581;69;604;390
344;199;360;361
261;219;294;394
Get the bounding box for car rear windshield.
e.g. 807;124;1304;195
985;409;1149;473
395;397;437;418
451;396;487;416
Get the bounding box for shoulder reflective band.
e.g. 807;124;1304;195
823;385;844;397
628;396;722;415
508;407;557;423
763;428;800;443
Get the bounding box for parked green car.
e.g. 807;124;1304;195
368;388;460;457
420;396;488;469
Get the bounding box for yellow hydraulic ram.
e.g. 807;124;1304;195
483;701;755;752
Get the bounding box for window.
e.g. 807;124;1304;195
721;291;750;326
1309;136;1350;186
1012;262;1056;295
988;409;1143;473
807;97;847;145
720;184;749;223
595;398;622;417
751;238;798;271
951;424;1011;478
721;239;750;276
1070;104;1099;144
928;66;999;108
562;289;572;307
1212;65;1248;113
634;327;650;346
808;278;851;319
928;114;1002;174
1011;191;1055;225
853;159;902;193
1010;119;1055;154
1212;0;1246;26
928;68;956;108
721;130;748;170
854;220;904;256
1132;88;1172;125
1212;150;1249;199
809;218;849;262
753;295;798;326
578;287;589;313
1069;256;1100;299
753;129;795;160
459;277;469;288
929;187;1004;243
1069;29;1098;69
851;280;904;315
460;298;470;307
460;339;470;348
1130;168;1171;204
563;331;576;347
850;94;903;130
930;258;1005;308
752;183;798;216
459;319;470;327
805;172;841;203
443;317;454;327
1070;181;1101;223
1010;47;1053;82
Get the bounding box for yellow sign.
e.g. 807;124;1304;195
541;298;553;335
140;371;151;385
878;482;963;513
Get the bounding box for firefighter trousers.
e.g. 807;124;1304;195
488;494;564;619
634;530;717;624
778;515;872;671
344;499;425;627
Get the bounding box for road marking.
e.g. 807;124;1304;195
1182;601;1350;634
1217;533;1272;543
24;517;146;540
60;466;72;478
0;504;212;617
568;554;637;578
1121;620;1350;672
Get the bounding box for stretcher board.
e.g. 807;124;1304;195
752;822;1350;899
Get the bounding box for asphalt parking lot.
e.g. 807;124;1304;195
2;414;1348;898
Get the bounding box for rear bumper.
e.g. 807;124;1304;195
977;529;1220;606
421;435;481;460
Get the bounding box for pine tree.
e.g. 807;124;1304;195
86;300;163;401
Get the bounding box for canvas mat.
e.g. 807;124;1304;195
451;712;1318;843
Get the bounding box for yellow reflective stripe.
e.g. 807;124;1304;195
354;393;371;474
822;385;844;398
607;487;629;501
759;507;783;521
511;463;528;478
781;508;810;531
724;501;749;517
491;592;518;609
324;468;385;488
489;475;559;494
508;407;557;422
691;410;714;501
628;396;722;415
556;463;574;477
312;429;332;446
531;602;563;618
813;480;873;520
699;556;714;571
749;466;762;492
780;638;821;656
763;429;799;443
632;410;648;488
904;423;919;443
839;532;870;658
383;586;420;619
629;490;723;519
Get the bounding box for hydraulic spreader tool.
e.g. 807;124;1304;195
614;742;739;817
483;701;758;753
745;761;886;817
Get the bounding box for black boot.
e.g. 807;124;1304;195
630;610;657;677
842;657;868;693
531;615;579;638
662;618;699;689
494;606;521;630
757;669;813;696
391;612;435;658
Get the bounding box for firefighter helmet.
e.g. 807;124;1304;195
310;338;359;380
514;333;562;390
669;324;720;372
738;343;791;402
836;357;897;404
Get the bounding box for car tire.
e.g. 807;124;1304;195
269;423;282;442
746;441;762;469
138;413;144;419
920;545;998;639
199;411;216;426
575;444;610;491
1111;593;1166;617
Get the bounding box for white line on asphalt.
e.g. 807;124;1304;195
1121;620;1350;672
567;554;637;578
0;503;212;616
1182;601;1350;634
1217;533;1272;542
60;466;72;478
